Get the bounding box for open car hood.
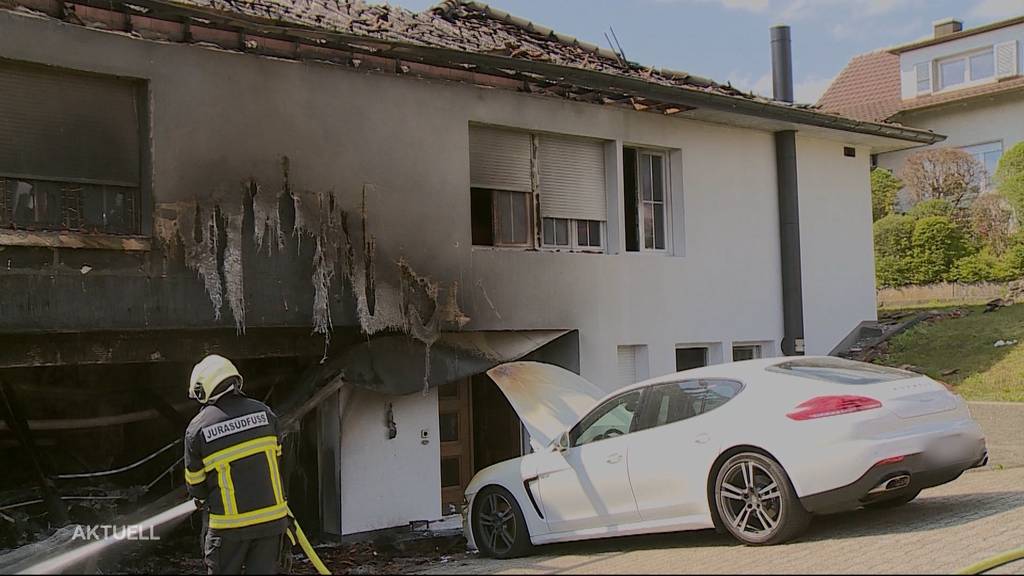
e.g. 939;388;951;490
486;362;606;451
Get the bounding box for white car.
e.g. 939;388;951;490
464;356;988;557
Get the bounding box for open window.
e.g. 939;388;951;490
0;61;145;236
469;125;608;252
623;147;668;252
569;390;642;447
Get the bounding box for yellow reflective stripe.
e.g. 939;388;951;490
208;502;289;530
215;464;234;516
184;467;207;485
265;449;284;505
202;436;278;471
223;463;238;515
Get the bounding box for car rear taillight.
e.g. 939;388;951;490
786;395;882;421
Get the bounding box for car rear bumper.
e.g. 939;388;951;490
800;438;988;514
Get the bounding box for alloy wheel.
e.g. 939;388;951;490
477;492;518;555
717;458;785;538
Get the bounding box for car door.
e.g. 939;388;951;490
627;379;744;523
535;389;644;534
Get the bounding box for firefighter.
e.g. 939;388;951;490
184;354;288;575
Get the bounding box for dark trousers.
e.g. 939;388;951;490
204;531;283;575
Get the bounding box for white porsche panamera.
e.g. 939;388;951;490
463;356;988;557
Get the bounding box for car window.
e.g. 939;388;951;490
767;357;915;385
639;379;744;430
570;390;643;447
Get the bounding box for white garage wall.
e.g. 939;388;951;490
339;388;440;535
797;136;879;355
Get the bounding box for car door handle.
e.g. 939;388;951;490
606;453;623;464
695;433;711;444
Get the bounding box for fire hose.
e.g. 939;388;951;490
286;507;330;575
956;547;1024;575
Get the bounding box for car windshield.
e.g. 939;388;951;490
766;357;916;385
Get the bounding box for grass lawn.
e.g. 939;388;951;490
879;303;1024;402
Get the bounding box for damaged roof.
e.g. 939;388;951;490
169;0;764;99
15;0;943;143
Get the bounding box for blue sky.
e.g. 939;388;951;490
386;0;1024;103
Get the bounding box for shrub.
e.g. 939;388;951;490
873;214;916;286
908;198;953;220
950;249;1014;283
996;142;1024;217
870;168;901;222
969;194;1014;254
911;216;969;283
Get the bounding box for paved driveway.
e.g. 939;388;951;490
421;467;1024;575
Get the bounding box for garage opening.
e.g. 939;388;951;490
438;374;524;515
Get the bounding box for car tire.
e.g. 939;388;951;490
864;489;920;509
472;486;533;559
714;451;811;546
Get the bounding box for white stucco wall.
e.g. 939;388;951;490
899;23;1024;100
0;10;885;537
877;93;1024;177
797;137;879;355
339;388;440;534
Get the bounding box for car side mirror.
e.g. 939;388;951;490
554;431;570;453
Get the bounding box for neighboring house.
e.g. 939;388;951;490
820;15;1024;200
0;0;940;537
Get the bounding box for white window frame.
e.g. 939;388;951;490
633;148;670;253
961;141;1004;190
914;62;932;95
541;217;605;252
732;344;762;362
936;47;996;92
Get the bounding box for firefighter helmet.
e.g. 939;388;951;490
189;354;243;404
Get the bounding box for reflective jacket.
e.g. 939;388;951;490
184;392;288;539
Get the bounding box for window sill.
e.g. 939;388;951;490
0;229;151;251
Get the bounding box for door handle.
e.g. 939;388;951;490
606;453;623;464
695;433;710;444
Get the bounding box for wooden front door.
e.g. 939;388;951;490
438;379;473;515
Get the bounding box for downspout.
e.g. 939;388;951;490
771;25;805;355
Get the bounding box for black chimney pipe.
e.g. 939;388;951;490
771;24;805;356
770;25;794;103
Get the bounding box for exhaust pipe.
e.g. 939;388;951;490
867;474;911;495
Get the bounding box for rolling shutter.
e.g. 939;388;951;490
469;125;532;192
0;61;140;185
995;41;1019;79
617;346;638;386
537;134;607;221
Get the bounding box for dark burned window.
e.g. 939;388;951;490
0;61;144;235
469;126;534;248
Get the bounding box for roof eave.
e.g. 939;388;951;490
65;0;945;145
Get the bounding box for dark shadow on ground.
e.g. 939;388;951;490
518;488;1024;558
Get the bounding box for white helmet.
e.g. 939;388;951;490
189;354;243;405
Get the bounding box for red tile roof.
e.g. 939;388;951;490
817;51;902;123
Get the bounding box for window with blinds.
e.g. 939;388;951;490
617;345;649;386
469;125;608;251
537;134;606;221
0;61;144;235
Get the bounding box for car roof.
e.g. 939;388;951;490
600;355;823;402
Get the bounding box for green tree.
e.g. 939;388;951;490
995;141;1024;217
870;168;901;222
908;198;953;220
873;214;916;286
911;215;969;283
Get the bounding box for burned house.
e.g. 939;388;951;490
0;0;943;541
